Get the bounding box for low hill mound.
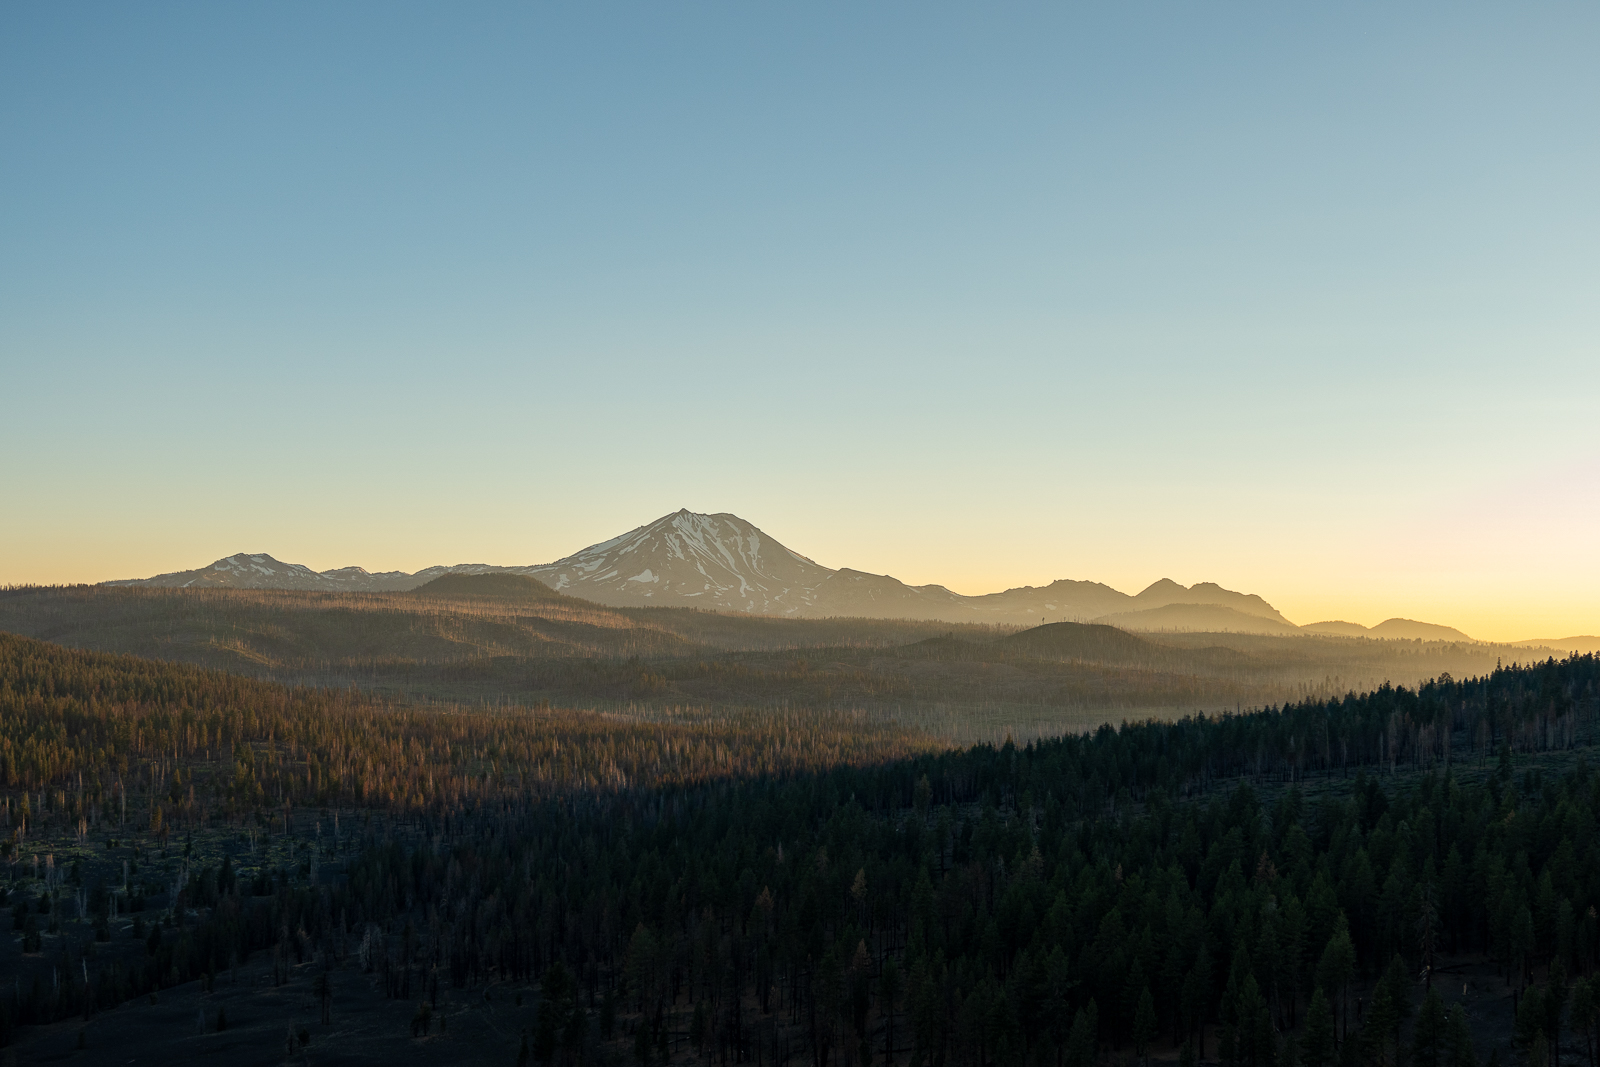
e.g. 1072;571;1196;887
1519;635;1600;654
1369;618;1475;642
1001;621;1155;661
1302;620;1371;637
1094;603;1301;635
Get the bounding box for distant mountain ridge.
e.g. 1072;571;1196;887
1302;618;1475;642
1517;635;1600;654
107;552;511;593
104;509;1478;638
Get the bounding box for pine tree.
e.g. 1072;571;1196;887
1445;1004;1477;1067
1545;959;1569;1067
1068;1000;1099;1067
880;956;902;1066
1413;988;1447;1067
1303;989;1335;1067
1135;988;1157;1067
1365;955;1412;1067
1570;978;1598;1067
1515;987;1546;1067
1511;909;1536;990
1317;923;1356;1046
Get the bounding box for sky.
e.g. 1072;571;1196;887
2;3;1597;642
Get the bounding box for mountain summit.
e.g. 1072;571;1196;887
526;510;832;615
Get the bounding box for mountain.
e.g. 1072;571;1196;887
102;510;1475;638
105;553;521;592
957;579;1140;622
104;552;420;591
1130;580;1292;624
520;511;1311;627
1303;618;1476;642
525;511;834;614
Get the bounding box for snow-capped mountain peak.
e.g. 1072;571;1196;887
528;510;831;614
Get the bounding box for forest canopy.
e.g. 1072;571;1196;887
1;632;1597;1067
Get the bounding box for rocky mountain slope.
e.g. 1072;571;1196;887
525;511;833;614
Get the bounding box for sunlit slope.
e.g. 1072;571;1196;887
0;587;1553;736
0;584;704;674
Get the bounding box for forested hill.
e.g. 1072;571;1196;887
1;632;1594;812
0;633;933;807
1;635;1598;1066
0;585;1540;744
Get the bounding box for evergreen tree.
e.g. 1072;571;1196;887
1413;988;1447;1067
1135;988;1157;1067
1545;959;1569;1067
1366;955;1413;1067
1317;923;1357;1046
1068;1000;1099;1067
1515;987;1546;1067
1445;1004;1477;1067
1529;1033;1549;1067
1570;978;1598;1067
1303;989;1335;1067
880;956;902;1066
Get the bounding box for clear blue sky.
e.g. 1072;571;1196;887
3;3;1597;639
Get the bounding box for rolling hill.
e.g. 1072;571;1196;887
1515;635;1600;654
0;582;1534;742
1093;603;1303;635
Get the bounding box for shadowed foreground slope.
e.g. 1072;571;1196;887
1;633;1597;1066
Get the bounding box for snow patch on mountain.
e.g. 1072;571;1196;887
526;510;832;614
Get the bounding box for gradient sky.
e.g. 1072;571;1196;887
2;4;1597;642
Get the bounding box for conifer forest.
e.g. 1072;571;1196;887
1;593;1599;1067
